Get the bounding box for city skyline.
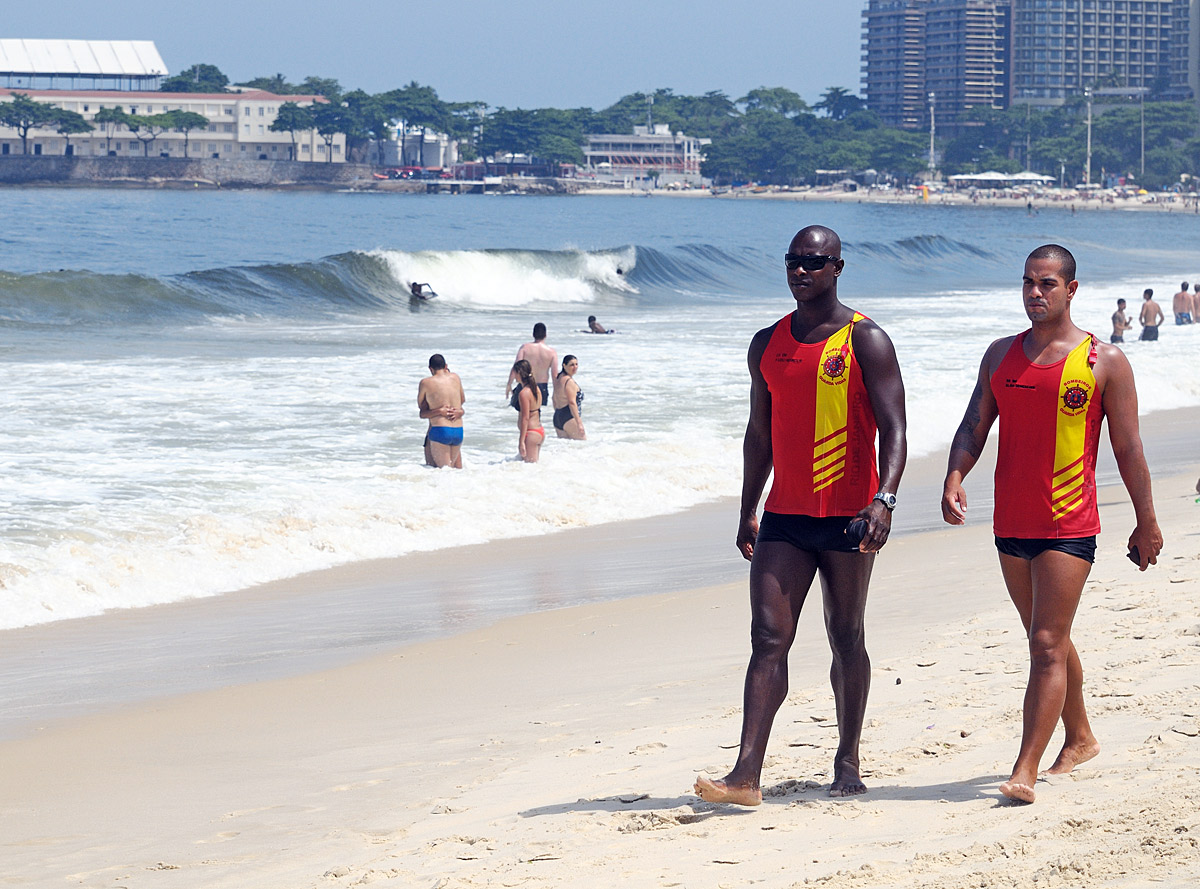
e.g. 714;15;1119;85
4;2;866;109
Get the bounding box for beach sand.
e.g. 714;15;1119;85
2;414;1198;888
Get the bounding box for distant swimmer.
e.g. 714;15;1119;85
694;225;907;807
552;355;585;440
1139;288;1164;340
1110;298;1133;344
587;315;613;334
1173;281;1193;324
512;359;544;462
942;244;1162;805
417;353;465;468
506;323;557;410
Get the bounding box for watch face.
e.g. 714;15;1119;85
875;493;896;509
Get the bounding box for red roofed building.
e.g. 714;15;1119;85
0;89;344;162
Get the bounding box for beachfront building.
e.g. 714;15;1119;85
1166;0;1200;100
0;39;166;91
862;0;931;130
863;0;1012;132
583;124;709;187
383;124;458;169
1010;0;1175;108
0;89;343;161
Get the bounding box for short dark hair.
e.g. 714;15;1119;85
1026;244;1076;283
533;322;547;340
1183;282;1190;290
1117;298;1126;306
1144;289;1154;298
428;353;446;370
587;315;596;323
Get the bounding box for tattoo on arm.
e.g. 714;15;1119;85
951;381;985;459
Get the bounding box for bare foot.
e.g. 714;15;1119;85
694;775;762;807
829;766;867;798
999;780;1036;804
1046;739;1100;775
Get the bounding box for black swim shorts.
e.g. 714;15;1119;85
1140;326;1159;341
994;536;1096;564
757;512;862;553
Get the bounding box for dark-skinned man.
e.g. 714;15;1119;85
941;244;1162;804
695;225;907;806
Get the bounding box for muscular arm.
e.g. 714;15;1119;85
737;327;775;561
1098;345;1162;569
852;322;907;552
941;340;1005;525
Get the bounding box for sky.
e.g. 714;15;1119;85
6;2;865;109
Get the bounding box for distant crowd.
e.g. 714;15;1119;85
416;317;613;468
1109;281;1199;343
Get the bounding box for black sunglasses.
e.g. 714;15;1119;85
784;253;840;271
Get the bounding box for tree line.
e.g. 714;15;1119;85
4;60;1199;187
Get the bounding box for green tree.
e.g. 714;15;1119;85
739;87;810;118
160;64;229;93
162;110;209;157
52;108;92;154
815;86;866;121
298;76;342;101
270;102;314;160
126;112;173;156
310;102;346;163
0;92;57;154
237;73;296;94
93;105;128;155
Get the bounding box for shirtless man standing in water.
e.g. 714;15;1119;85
417;354;465;468
694;225;907;806
942;244;1161;804
506;323;557;409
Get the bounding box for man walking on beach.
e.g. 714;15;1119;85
418;354;465;468
941;244;1162;804
506;323;556;409
694;225;907;806
1139;289;1164;341
1110;298;1133;344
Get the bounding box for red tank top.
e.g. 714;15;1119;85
990;331;1103;538
760;312;879;516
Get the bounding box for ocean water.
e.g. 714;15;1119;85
1;190;1198;630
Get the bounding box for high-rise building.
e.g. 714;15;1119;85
1166;0;1199;99
863;0;1011;132
863;1;1199;125
862;0;931;129
924;1;1012;121
1010;0;1175;107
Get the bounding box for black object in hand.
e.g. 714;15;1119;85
846;518;868;547
1127;546;1140;565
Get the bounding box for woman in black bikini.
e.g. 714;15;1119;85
552;355;586;440
513;359;544;462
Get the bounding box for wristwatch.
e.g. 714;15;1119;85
873;491;897;511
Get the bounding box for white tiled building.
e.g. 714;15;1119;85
0;89;345;162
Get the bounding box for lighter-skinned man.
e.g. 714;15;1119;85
506;323;557;409
942;244;1162;804
418;353;465;469
1139;288;1164;340
694;225;907;806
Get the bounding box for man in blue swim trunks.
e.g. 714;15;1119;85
418;353;465;468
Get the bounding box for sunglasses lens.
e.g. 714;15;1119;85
785;255;831;271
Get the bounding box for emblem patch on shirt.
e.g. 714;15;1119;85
819;353;848;386
1060;379;1092;416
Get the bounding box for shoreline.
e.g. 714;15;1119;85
1;460;1196;886
1;404;1197;744
2;173;1196;212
